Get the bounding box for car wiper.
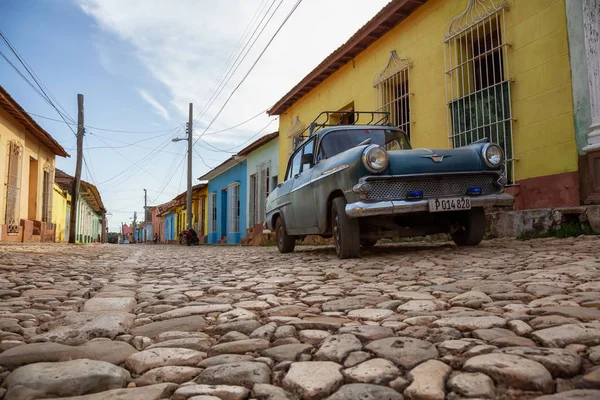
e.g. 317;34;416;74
356;138;371;147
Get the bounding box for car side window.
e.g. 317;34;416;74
300;139;315;173
286;150;302;180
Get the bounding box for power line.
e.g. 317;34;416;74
26;111;184;134
193;0;302;147
197;118;276;154
0;31;77;135
203;109;267;136
192;0;277;126
88;130;181;192
95;130;181;189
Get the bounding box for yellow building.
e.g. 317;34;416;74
0;85;69;242
269;0;580;210
156;183;208;243
52;183;71;242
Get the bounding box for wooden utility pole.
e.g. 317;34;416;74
187;103;193;231
68;94;84;244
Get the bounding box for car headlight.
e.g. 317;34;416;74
482;143;504;168
362;145;389;173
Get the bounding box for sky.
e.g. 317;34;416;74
0;0;390;231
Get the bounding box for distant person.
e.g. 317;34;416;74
153;233;158;244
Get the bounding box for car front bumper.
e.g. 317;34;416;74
345;193;514;218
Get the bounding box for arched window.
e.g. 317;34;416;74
444;0;514;182
373;51;412;139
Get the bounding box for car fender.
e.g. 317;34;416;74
310;146;373;232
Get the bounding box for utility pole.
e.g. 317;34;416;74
132;211;137;244
187;103;193;231
143;189;147;242
172;103;193;231
69;94;84;244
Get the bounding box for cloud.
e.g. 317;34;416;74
78;0;390;148
137;89;170;121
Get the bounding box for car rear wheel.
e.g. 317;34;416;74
360;239;377;248
451;207;486;246
275;217;295;253
332;197;360;259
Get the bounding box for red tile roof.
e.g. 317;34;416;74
267;0;427;116
237;131;279;156
0;85;69;157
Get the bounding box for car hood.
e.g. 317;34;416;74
387;146;484;175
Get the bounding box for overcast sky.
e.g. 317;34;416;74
0;0;389;230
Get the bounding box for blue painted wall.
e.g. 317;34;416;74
207;160;247;244
165;213;175;241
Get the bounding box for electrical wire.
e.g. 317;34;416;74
192;0;276;125
26;111;184;134
203;109;267;136
0;31;77;135
193;0;302;147
95;130;181;189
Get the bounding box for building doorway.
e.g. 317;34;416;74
28;157;39;221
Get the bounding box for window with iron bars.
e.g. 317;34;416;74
227;183;240;233
5;141;23;234
42;166;54;226
208;193;217;233
374;51;412;140
444;0;514;182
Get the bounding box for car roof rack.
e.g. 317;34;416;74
292;111;391;150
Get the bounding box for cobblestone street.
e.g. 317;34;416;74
1;238;600;399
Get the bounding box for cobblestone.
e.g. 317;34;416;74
1;238;600;399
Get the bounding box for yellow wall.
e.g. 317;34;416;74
0;109;57;226
52;183;70;242
276;0;576;183
194;185;208;235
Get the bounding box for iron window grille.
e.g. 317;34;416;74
42;163;54;227
227;183;240;234
444;0;514;183
208;193;217;233
5;141;23;234
374;50;412;139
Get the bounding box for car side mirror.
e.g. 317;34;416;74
301;153;313;166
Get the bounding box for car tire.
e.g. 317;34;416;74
451;207;486;246
275;217;295;253
360;239;377;248
332;197;360;259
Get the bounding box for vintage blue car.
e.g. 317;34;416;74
265;113;514;258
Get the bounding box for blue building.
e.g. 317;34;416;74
200;157;247;244
164;212;176;242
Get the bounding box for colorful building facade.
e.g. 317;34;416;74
0;85;69;242
200;157;247;244
52;183;70;242
238;132;279;234
55;169;106;243
269;0;584;210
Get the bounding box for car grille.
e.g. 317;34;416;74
365;174;499;200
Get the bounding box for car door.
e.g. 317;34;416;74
290;138;319;233
273;148;302;232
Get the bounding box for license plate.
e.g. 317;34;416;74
429;197;472;212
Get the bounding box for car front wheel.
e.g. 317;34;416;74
451;207;486;246
332;197;360;259
275;217;295;253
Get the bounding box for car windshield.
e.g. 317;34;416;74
318;128;411;160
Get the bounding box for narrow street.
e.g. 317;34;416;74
0;239;599;399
